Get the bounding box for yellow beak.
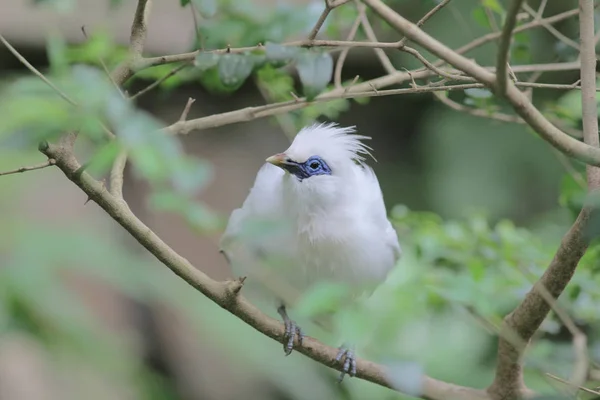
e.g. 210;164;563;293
265;153;289;167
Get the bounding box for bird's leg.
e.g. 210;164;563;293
276;305;304;355
335;343;357;382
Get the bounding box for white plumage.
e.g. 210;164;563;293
220;122;401;377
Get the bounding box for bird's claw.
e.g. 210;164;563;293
277;305;304;355
282;318;304;355
335;345;357;382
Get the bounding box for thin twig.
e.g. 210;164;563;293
110;0;153;199
130;62;191;100
536;0;548;19
0;34;115;139
0;159;56;177
400;46;474;81
358;1;396;74
0;34;76;106
546;373;600;396
579;0;600;187
334;14;362;89
522;3;580;52
307;0;346;40
433;91;523;123
364;0;600;167
190;2;200;42
132;8;581;75
164;80;593;135
179;97;196;122
81;26;126;99
454;7;581;63
496;0;525;94
397;0;452;47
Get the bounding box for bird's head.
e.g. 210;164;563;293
265;122;373;183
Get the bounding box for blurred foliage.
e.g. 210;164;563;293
1;0;600;399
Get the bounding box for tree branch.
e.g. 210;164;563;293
0;159;56;177
162;81;588;135
133;6;580;75
111;0;153;87
109;0;153;199
496;0;525;94
362;0;600;167
0;34;76;106
397;0;451;48
357;1;396;74
333;14;362;89
39;139;490;400
579;0;600;187
487;1;600;398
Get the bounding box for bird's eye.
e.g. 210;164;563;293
309;161;320;170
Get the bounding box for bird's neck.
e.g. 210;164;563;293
281;174;349;225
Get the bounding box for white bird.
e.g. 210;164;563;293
220;122;401;379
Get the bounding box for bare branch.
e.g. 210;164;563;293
522;4;580;52
397;0;452;48
0;34;76;106
0;159;56;177
433;92;523;123
334;15;362;89
454;7;580;60
307;0;349;40
109;151;127;199
358;1;396;74
179;97;196;122
130;62;191;100
81;26;126;99
546;373;600;397
109;0;153;200
163;80;589;135
536;0;548;18
111;0;153;86
400;46;474;82
579;0;600;187
362;0;600;167
496;0;525;94
487;2;600;397
130;7;580;78
39;139;490;400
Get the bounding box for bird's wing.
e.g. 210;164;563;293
355;164;402;262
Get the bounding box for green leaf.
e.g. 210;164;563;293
256;64;295;102
295;51;333;101
217;53;254;88
264;42;301;64
195;52;220;71
482;0;504;15
471;8;490;29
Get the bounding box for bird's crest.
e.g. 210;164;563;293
289;122;375;164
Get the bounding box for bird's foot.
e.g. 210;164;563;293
277;305;304;355
335;345;357;382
